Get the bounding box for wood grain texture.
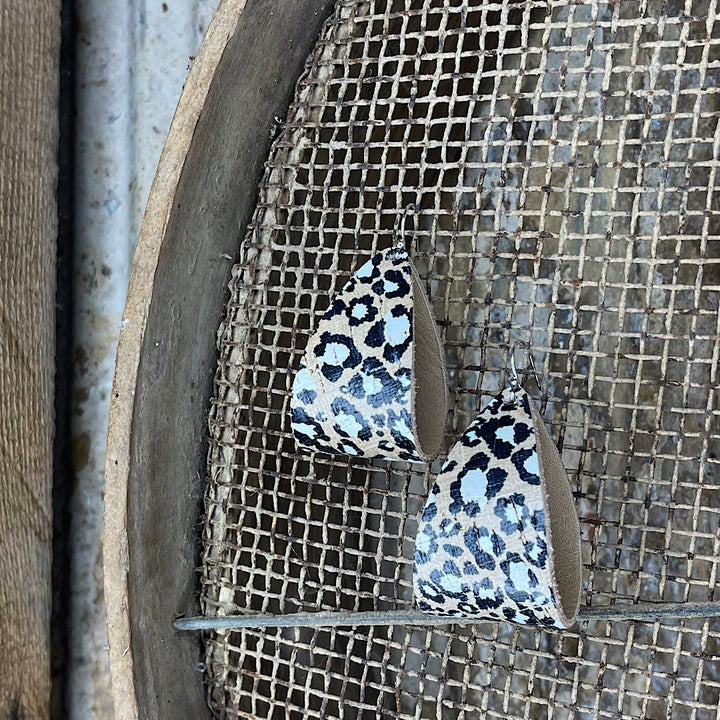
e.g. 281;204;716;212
103;1;335;718
0;2;60;718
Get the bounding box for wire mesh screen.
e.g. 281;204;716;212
201;0;720;717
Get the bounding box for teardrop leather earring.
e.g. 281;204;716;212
290;207;448;463
413;348;582;628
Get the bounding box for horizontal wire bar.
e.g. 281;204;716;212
174;601;720;631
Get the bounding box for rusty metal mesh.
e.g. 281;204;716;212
201;0;720;717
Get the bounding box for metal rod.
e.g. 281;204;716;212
173;601;720;631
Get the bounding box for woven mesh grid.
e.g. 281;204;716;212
201;0;720;717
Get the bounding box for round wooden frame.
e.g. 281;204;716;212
103;2;336;717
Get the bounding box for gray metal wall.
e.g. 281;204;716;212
70;2;219;717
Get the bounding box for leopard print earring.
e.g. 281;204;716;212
413;349;582;628
290;207;448;463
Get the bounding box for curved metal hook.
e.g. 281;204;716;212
509;342;542;393
397;204;417;250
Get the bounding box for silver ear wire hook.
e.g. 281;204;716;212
397;204;416;251
509;342;542;395
526;353;542;392
510;351;521;391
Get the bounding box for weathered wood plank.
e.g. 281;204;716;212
0;2;60;718
103;1;336;718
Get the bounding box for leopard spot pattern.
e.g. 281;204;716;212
291;246;422;462
414;387;566;628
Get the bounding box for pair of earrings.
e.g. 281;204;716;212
290;210;581;628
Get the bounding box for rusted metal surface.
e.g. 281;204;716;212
102;1;337;718
203;0;720;717
72;2;218;717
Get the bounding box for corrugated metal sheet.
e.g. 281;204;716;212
70;2;218;716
